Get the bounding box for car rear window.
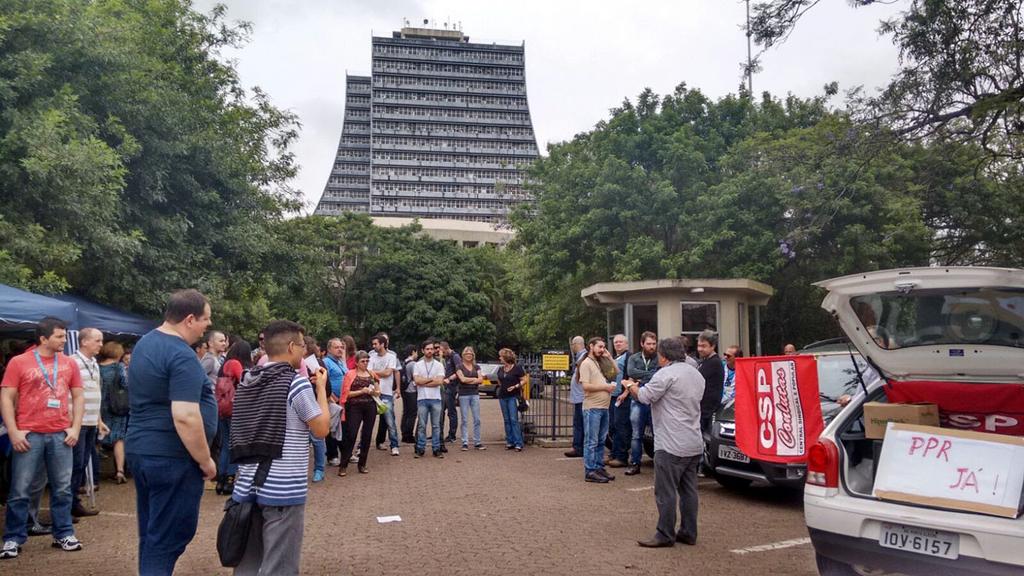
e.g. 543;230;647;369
851;288;1024;350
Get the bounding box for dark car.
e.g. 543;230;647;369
704;349;868;490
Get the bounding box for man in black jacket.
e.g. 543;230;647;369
696;330;725;437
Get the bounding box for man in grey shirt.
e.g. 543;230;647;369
624;336;705;548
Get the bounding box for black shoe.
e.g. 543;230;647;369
28;524;52;537
439;445;448;453
597;468;615;481
414;450;424;458
433;451;445;459
563;449;583;458
585;471;610;484
675;534;697;545
624;464;641;476
71;505;98;518
637;537;674;548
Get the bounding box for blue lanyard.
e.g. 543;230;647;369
423;361;435;377
34;350;59;392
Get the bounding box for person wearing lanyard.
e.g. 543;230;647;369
1;317;86;559
625;331;660;476
412;340;446;458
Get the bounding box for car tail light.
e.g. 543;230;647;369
806;438;839;488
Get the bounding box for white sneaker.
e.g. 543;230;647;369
327;457;341;467
349;455;359;463
0;541;19;559
391;447;400;456
52;535;82;552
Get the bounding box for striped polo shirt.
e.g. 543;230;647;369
74;352;102;426
232;372;322;506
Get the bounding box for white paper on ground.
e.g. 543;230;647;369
376;515;402;523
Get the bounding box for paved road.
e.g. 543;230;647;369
2;398;819;575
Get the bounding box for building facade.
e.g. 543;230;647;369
314;26;540;222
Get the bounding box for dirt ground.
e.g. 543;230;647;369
2;398;819;575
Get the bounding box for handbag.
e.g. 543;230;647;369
517;395;529;413
216;459;270;567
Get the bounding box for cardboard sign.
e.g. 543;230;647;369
873;423;1024;518
863;402;939;439
734;355;824;464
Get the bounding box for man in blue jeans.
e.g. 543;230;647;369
564;336;586;458
126;289;218;576
577;337;617;483
413;340;445;458
625;331;660;476
369;334;401;455
1;317;85;559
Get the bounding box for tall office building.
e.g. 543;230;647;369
314;25;540;222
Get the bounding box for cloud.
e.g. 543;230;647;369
192;0;903;212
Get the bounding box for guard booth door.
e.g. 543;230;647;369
607;303;658;350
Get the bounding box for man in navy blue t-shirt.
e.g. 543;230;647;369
127;289;217;576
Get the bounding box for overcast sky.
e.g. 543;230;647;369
192;0;906;213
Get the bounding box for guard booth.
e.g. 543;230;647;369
580;278;774;356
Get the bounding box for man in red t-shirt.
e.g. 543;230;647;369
1;317;85;559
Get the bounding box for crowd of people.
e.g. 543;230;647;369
0;289;536;574
0;287;760;572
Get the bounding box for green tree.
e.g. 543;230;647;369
0;0;298;321
749;0;1024;163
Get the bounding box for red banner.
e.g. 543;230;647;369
886;380;1024;436
734;355;824;464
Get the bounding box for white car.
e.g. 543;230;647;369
804;266;1024;575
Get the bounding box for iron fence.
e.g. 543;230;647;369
518;353;575;443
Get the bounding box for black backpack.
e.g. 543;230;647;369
106;364;130;417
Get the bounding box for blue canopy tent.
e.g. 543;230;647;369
52;294;156;337
0;283;79;332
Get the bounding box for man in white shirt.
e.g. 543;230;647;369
412;340;445;459
369;334;401;456
71;328;108;518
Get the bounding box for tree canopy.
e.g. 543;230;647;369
750;0;1024;164
512;84;1020;350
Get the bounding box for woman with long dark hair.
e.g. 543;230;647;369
338;351;380;476
215;340;253;494
341;335;358;370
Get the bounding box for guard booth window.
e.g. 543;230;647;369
681;301;719;339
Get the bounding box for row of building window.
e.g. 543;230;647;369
373;197;513;209
335;150;370;160
345;109;371;119
323;189;370;200
374;121;534;137
372;151;532;166
372;61;523;79
328;176;369;186
372;167;524;181
374;76;525;93
372;44;523;64
373;181;526;196
373;90;527;109
372;136;537;154
347;95;371;106
374;106;530;123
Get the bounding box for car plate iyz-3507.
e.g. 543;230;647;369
879;523;959;560
718;444;750;464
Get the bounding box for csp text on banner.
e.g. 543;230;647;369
733;355;824;464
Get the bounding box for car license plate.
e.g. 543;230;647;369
718;444;750;463
879;523;958;560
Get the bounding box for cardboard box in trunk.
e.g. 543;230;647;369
863;402;939;439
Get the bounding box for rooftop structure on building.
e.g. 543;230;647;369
314;24;540;223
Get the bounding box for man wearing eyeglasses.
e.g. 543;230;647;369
721;346;742;404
